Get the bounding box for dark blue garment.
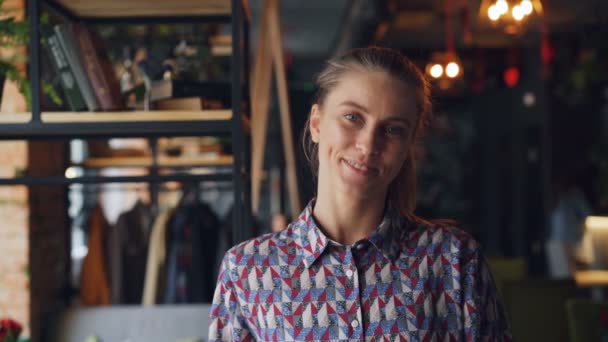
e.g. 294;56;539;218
164;200;220;303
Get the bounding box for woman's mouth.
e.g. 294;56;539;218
342;158;377;176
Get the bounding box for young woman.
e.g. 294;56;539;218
209;46;511;341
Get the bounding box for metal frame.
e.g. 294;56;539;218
13;0;252;315
12;0;251;239
0;173;232;186
0;121;234;139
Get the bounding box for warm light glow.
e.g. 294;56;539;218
488;5;501;21
496;0;509;15
65;167;79;179
446;62;460;78
586;216;608;231
512;5;525;20
430;64;443;78
520;0;533;15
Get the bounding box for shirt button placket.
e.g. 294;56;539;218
346;269;354;278
345;247;363;339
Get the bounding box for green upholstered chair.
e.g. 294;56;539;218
566;299;608;342
486;257;527;296
502;279;578;342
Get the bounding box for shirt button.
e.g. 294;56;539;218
351;320;359;328
346;269;354;278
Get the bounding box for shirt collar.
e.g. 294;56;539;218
366;205;404;262
293;199;329;268
293;199;405;268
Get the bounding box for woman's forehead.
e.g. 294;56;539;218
325;70;417;117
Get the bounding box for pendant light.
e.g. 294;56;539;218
425;0;463;90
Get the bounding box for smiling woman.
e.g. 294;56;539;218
208;46;512;341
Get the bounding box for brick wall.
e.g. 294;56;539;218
0;142;29;335
0;0;30;337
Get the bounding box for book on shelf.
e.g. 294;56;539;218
54;23;100;111
209;34;231;46
210;33;232;57
72;23;124;111
40;25;88;111
211;45;232;57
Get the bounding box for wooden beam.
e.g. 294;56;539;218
250;0;273;213
268;0;301;215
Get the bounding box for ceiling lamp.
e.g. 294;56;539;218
479;0;543;34
425;51;463;90
425;0;463;90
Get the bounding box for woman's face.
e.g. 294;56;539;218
309;69;418;201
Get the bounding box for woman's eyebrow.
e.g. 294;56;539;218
339;100;368;112
340;100;413;127
384;116;412;127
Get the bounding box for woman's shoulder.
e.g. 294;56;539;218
400;217;481;255
223;223;299;260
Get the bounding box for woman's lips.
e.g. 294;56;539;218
342;158;377;176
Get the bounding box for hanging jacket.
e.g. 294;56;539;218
107;200;152;304
80;205;111;306
142;208;173;305
164;198;220;303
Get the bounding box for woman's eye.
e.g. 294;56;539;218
344;113;360;122
386;126;405;136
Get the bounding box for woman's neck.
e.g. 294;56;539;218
312;190;386;245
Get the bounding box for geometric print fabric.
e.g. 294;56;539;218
209;200;512;341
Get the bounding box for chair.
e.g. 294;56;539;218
566;299;608;342
486;256;527;296
502;279;578;342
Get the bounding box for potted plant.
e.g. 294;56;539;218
0;0;60;108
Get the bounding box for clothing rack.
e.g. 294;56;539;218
68;182;235;194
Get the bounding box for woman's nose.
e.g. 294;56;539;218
356;130;381;156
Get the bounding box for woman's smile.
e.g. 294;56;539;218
341;157;378;177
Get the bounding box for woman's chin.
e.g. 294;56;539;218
335;175;384;201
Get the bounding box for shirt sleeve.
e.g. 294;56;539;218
462;247;512;342
208;251;254;342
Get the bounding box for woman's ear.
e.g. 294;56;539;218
309;104;321;143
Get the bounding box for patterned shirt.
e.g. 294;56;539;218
209;200;511;341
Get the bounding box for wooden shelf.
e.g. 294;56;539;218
53;0;231;18
81;155;233;168
42;110;232;123
0;110;232;123
0;110;235;138
0;113;30;123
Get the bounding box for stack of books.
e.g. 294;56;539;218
42;23;123;111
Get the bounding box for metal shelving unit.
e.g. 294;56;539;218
0;1;252;340
1;0;252;288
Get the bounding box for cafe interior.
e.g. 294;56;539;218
0;0;607;341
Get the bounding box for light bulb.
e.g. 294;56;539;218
65;167;79;179
488;5;501;21
430;64;443;78
496;0;509;15
512;5;525;21
446;62;460;78
520;0;533;15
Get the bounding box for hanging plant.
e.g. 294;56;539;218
0;1;61;109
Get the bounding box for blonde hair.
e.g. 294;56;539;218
302;46;432;220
